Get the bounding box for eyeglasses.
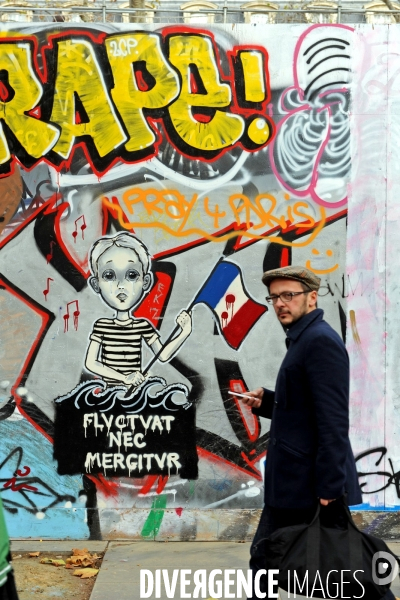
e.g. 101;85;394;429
265;291;309;305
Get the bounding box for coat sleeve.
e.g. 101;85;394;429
305;332;349;500
251;388;275;420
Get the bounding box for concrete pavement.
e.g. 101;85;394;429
11;540;400;599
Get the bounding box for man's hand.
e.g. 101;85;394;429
176;310;192;335
124;371;145;387
238;387;264;409
320;498;336;506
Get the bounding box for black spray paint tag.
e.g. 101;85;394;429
53;377;198;479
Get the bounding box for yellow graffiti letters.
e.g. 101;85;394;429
106;33;179;153
290;201;316;228
0;42;59;163
105;187;324;247
0;32;274;172
229;193;284;230
204;198;226;229
167;35;244;151
238;51;266;103
120;186;198;234
50;38;126;159
229;194;317;231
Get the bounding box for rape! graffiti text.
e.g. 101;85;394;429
0;30;274;175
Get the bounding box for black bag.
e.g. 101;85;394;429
265;498;399;599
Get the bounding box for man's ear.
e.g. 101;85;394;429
143;272;153;292
89;276;100;294
310;290;318;306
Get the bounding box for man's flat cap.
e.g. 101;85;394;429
262;265;321;291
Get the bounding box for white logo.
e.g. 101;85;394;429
372;551;399;586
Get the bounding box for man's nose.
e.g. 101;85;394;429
275;296;285;307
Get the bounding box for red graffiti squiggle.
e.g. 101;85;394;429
230;380;259;444
4;466;38;492
46;240;56;264
0;273;55;444
72;215;87;242
64;300;80;332
86;474;120;498
102;196;136;236
156;476;168;494
43;277;53;301
226;293;235;319
197;446;264;481
138;474;169;496
134;272;173;329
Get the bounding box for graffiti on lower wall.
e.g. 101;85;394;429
0;21;396;540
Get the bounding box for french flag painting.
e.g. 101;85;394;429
192;260;268;350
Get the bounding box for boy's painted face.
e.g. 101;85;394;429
91;245;151;312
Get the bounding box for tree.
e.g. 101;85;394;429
381;0;400;22
129;0;146;22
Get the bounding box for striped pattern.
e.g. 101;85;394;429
90;318;158;385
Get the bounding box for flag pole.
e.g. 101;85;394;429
123;256;226;398
124;299;196;397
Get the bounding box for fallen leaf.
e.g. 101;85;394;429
51;559;66;567
80;569;99;579
82;557;96;567
40;558;65;567
72;548;89;556
29;552;40;558
67;555;97;567
73;568;99;578
67;556;86;565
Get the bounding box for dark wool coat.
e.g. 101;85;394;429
253;308;362;509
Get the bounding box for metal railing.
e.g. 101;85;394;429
0;0;399;24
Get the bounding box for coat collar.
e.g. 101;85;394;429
285;308;324;343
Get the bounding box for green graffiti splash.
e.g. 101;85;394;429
141;494;167;538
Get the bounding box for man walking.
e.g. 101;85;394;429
241;266;397;600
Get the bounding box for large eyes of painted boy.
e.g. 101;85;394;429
101;269;140;282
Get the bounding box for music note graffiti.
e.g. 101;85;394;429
72;215;87;243
64;300;80;332
43;278;53;301
46;241;56;264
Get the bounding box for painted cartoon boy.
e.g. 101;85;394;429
85;232;192;388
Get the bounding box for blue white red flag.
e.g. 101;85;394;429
193;260;267;350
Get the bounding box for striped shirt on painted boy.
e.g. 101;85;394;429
90;317;159;386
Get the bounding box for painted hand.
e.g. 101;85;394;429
239;387;264;409
176;309;192;335
124;371;145;387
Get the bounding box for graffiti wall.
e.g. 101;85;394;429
0;20;397;541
